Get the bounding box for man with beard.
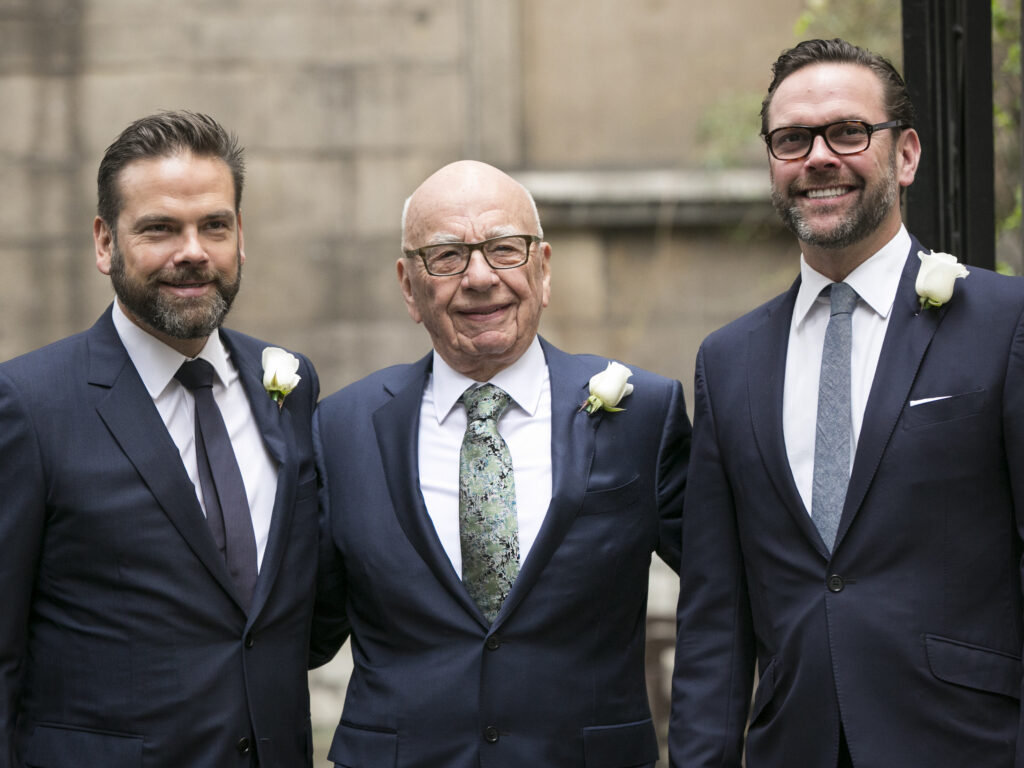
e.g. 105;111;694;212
0;111;320;767
670;39;1024;767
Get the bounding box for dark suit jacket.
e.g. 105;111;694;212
310;338;690;768
670;237;1024;767
0;306;320;768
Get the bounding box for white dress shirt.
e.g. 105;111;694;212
418;336;552;578
112;302;278;569
783;225;911;517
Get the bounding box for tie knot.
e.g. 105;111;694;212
462;384;511;423
175;358;216;391
828;282;858;316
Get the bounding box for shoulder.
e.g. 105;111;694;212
317;356;430;414
220;328;317;374
0;329;91;392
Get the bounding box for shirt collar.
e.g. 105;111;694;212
111;301;234;398
430;336;547;424
792;224;911;327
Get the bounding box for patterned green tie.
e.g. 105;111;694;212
459;384;520;623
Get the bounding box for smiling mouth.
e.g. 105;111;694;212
804;186;852;200
460;304;509;320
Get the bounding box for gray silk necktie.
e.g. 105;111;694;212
811;282;858;553
459;384;520;623
175;359;258;609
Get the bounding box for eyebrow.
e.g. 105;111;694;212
130;210;236;232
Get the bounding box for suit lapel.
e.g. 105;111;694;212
747;281;828;553
494;340;597;628
372;354;484;620
835;241;940;549
222;332;297;621
89;312;245;607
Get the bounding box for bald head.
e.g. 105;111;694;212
396;160;552;381
402;161;542;250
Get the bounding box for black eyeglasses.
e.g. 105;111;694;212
764;120;906;161
404;234;540;277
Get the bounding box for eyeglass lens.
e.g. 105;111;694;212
770;121;871;160
422;236;531;275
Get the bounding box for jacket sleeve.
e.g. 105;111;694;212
669;344;754;768
308;404;352;669
1006;307;1024;765
655;378;691;574
0;371;46;768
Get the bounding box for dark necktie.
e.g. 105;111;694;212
459;384;520;623
811;282;858;553
175;359;257;609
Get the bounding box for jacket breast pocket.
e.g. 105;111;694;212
578;475;642;517
903;389;986;430
327;721;398;768
926;634;1021;699
24;724;142;767
582;718;659;767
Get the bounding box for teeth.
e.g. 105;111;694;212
806;187;846;199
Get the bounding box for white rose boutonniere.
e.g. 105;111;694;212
916;250;969;310
262;347;301;408
579;361;634;415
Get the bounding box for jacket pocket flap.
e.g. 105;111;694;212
926;634;1021;699
581;717;658;767
328;721;398;768
24;724;142;767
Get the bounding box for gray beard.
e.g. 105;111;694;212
772;152;899;250
109;241;241;340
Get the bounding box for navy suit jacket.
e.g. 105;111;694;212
670;237;1024;767
310;338;690;768
0;306;320;768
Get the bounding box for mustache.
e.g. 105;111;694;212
153;266;224;285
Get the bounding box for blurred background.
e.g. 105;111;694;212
1;0;1019;763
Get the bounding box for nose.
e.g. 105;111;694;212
804;134;839;168
461;248;499;290
174;226;209;264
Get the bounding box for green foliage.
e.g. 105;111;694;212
793;0;900;65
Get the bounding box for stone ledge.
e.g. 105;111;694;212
513;168;775;228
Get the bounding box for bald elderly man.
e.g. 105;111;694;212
310;160;691;768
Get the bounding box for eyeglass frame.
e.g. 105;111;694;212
403;234;541;277
763;119;906;161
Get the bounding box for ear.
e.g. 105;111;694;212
237;210;246;265
896;127;921;188
94;216;114;276
396;257;422;324
538;241;552;309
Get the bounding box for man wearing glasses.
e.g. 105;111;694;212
311;160;690;767
670;38;1024;767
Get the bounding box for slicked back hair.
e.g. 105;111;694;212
97;110;245;228
760;38;916;136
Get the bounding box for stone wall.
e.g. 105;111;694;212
1;1;811;764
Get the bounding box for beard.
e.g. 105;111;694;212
110;240;242;340
771;146;899;250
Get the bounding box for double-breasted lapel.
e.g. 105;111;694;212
746;280;830;555
222;331;298;622
89;310;247;609
493;340;598;629
835;239;942;550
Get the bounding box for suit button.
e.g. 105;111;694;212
244;632;255;648
827;574;845;593
485;635;501;650
236;737;251;754
484;725;499;743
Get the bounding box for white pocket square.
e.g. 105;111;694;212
909;395;952;407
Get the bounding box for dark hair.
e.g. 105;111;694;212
760;38;916;135
96;110;245;227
